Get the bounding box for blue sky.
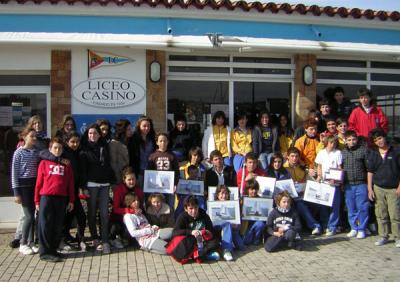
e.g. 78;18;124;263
262;1;399;12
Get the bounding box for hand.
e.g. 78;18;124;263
67;203;74;212
191;230;201;237
368;189;375;201
14;196;22;204
61;158;70;166
308;169;317;178
35;204;39;211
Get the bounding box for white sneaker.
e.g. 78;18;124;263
102;243;111;254
223;250;233;261
375;237;388;246
111;239;124;249
30;244;39;254
79;241;87;252
311;227;321;235
93;239;101;249
19;244;34;255
347;230;357;238
325;230;336;237
356;231;366;239
59;241;72;251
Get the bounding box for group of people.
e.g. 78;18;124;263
10;86;400;264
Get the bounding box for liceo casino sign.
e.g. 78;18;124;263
73;77;145;108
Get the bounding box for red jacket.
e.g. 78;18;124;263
111;183;144;220
237;167;267;195
348;106;388;138
34;160;75;205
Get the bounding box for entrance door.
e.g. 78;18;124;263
233;81;292;127
0;87;49;227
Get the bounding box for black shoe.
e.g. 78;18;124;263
9;239;20;249
40;254;62;263
295;243;303;251
53;252;66;259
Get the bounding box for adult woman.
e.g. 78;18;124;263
80;124;114;254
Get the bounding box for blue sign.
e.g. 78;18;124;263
73;114;141;135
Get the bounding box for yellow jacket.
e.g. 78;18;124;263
231;128;252;156
294;134;319;169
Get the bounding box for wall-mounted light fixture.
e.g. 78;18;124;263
303;65;314;86
149;60;161;83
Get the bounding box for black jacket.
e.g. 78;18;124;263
367;146;400;189
331;98;355;119
169;128;193;162
172;208;215;237
79;140;114;187
204;166;237;190
128;132;156;176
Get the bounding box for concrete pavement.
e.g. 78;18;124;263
0;229;399;282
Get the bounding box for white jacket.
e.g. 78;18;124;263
123;213;159;250
202;125;232;160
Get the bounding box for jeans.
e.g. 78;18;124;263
320;186;341;232
243;221;266;245
20;187;35;245
264;229;297;252
294;198;321;230
344;184;369;231
87;186;110;243
215;222;245;251
258;152;273;171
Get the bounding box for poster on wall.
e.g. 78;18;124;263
72;48;146;128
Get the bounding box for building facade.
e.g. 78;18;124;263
0;1;399;225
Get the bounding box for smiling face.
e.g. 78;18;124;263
272;157;283;170
88;128;100;143
63;120;74;133
260;114;269;127
150;197;162;212
67;136;80;151
139;120;151;136
345;135;358;148
217;189;229;201
373;136;387;148
32;120;43;132
320;105;331;116
124;173;136;189
287;152;299;166
326;121;337;133
184;205;199;218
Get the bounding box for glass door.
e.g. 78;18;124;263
233;81;292;128
0;90;49;197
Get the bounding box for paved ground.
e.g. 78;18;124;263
0;229;399;282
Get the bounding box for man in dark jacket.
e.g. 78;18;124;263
204;150;237;192
330;87;355;119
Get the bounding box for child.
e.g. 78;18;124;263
171;196;220;261
62;131;87;250
213;185;244;261
266;153;291;181
242;180;266;245
147;133;179;208
284;147;321;235
204;150;237;189
265;191;302;252
252;111;279;170
316;117;337;154
35;137;75;262
123;193;172;255
294;119;320;179
179;147;205;180
231;112;253;172
176;165;206;219
11;128;40;255
237;152;266;195
342;130;369;239
335;118;348;150
146;193;175;228
202;111;232;167
367;128;400;247
111;167;144;249
315;135;343;236
277;114;294;158
169;114;194;163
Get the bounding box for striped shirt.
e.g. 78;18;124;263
11;147;39;195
